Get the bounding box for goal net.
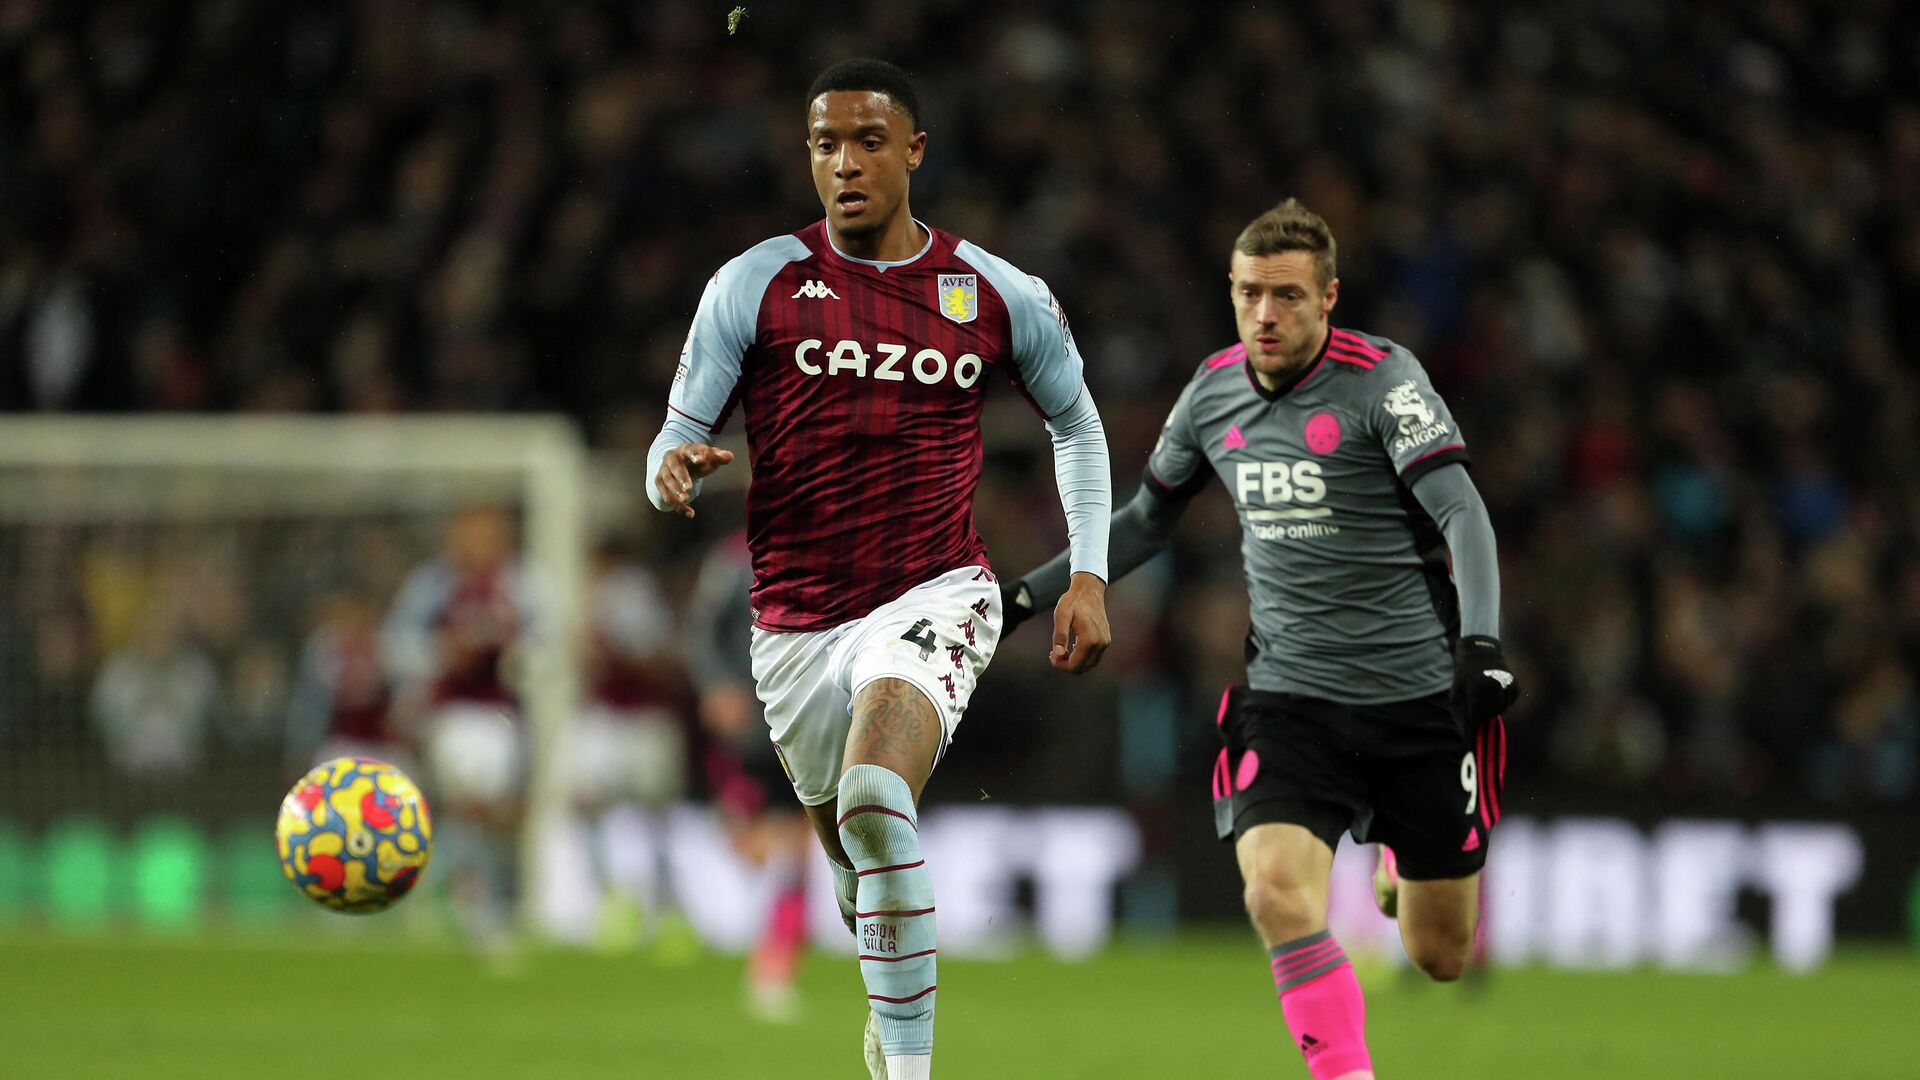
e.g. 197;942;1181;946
0;416;585;929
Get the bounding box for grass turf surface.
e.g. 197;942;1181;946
0;931;1911;1078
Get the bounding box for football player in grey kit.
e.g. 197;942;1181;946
1003;199;1517;1080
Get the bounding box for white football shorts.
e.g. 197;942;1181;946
421;702;523;806
749;565;1003;806
569;703;686;807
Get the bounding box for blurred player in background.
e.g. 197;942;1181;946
687;531;814;1022
88;603;217;779
285;589;405;775
383;505;543;959
1005;200;1518;1080
647;59;1112;1080
573;540;691;950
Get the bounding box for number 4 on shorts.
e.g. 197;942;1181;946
900;618;938;661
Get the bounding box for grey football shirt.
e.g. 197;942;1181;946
1147;327;1470;703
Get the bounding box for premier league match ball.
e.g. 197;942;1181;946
276;757;432;914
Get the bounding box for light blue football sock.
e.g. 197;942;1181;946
837;764;936;1057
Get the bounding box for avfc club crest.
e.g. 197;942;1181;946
937;274;978;324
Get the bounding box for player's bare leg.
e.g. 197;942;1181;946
795;678;943;1080
1396;872;1480;983
841;678;941;789
1237;822;1333;944
1237;823;1374;1080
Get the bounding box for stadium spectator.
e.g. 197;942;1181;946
89;606;218;777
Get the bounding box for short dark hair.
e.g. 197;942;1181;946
807;59;920;129
1235;198;1338;288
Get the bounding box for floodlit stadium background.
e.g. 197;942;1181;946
2;3;1918;1077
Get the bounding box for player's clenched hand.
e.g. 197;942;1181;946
1452;635;1519;728
1050;571;1110;673
654;442;734;518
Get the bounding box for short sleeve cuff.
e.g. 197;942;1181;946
1144;464;1210;502
1398;444;1470;486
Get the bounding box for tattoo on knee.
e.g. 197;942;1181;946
851;679;934;765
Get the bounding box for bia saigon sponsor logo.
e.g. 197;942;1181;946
1383;380;1450;455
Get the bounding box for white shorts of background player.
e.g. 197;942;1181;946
570;703;686;807
422;702;523;806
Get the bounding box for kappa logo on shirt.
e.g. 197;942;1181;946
791;279;841;300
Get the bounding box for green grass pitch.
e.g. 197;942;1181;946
0;930;1910;1078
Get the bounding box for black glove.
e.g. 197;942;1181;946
1452;635;1518;728
1001;579;1038;633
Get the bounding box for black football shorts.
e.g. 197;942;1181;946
1208;685;1507;880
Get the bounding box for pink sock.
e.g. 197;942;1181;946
750;883;809;985
1272;930;1371;1079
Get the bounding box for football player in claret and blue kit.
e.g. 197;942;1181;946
1005;199;1519;1080
645;59;1113;1080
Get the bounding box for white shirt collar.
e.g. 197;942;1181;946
826;218;933;272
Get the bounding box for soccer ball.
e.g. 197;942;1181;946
276;757;432;913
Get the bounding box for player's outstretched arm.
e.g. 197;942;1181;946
1410;463;1518;724
1034;389;1112;673
646;240;795;520
648;441;734;519
1004;478;1197;636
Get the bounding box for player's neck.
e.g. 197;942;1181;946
1252;325;1330;393
829;209;927;264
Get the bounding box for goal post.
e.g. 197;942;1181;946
0;415;587;929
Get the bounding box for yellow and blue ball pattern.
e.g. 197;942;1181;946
276;757;432;914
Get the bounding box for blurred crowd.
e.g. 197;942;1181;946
0;504;707;813
3;0;1919;808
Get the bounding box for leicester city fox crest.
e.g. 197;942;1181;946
937;274;978;324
